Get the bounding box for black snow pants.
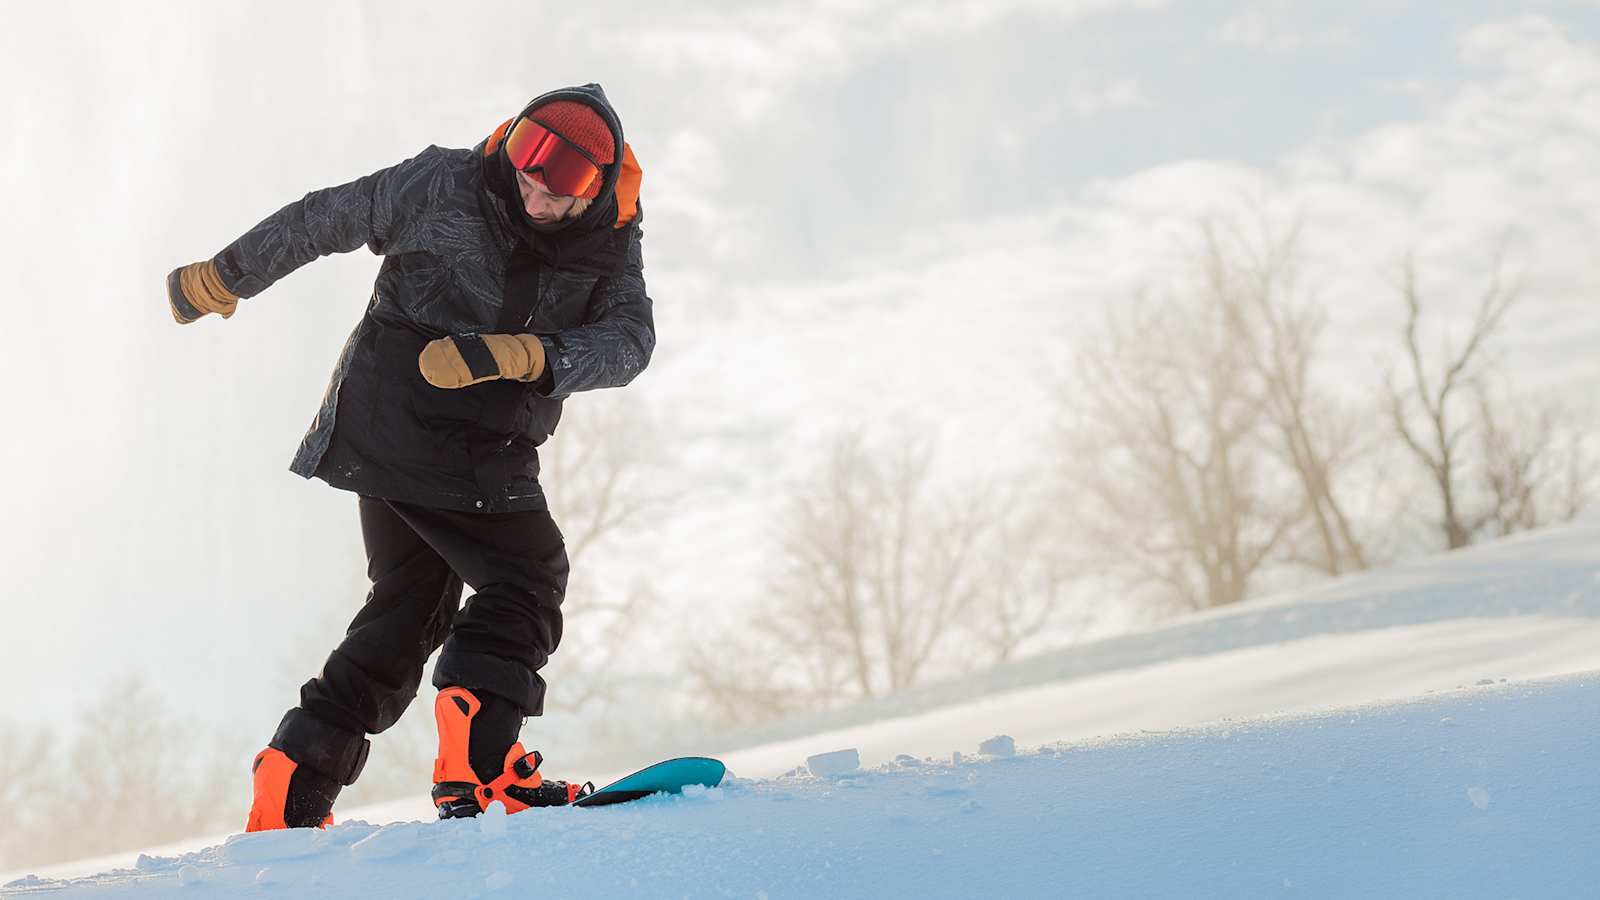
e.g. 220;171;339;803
267;495;569;787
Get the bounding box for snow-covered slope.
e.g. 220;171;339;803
9;674;1598;898
712;514;1600;762
6;518;1598;896
709;516;1600;778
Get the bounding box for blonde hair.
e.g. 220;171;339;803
517;167;599;220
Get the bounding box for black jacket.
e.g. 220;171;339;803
211;84;653;513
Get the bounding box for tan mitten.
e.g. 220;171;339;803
167;260;239;324
419;334;547;389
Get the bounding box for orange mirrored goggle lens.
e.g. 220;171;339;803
504;118;601;197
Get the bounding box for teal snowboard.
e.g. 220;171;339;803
572;756;726;808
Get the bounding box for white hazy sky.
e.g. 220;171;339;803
1;2;1597;739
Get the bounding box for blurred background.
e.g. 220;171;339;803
2;0;1597;869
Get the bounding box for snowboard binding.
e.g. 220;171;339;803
431;686;593;818
432;746;594;818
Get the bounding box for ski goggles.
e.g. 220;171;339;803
504;117;602;198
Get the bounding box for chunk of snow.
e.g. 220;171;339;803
979;735;1016;757
479;799;509;837
176;865;203;887
255;868;276;885
680;783;725;802
134;854;175;872
806;748;860;777
485;870;514;891
1467;787;1491;810
222;827;327;864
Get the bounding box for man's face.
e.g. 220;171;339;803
515;169;578;224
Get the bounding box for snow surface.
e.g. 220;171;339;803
7;676;1597;898
6;518;1599;897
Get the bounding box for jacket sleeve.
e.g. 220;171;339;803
538;221;656;398
209;146;446;299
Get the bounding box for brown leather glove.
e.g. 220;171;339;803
166;260;239;324
419;333;547;389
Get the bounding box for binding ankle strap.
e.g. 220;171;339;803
475;748;544;813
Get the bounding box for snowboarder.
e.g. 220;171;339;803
166;84;651;829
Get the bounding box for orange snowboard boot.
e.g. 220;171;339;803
431;686;590;818
245;711;370;832
245;748;339;832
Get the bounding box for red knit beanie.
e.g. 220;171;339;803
528;100;615;165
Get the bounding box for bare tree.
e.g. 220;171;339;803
537;393;669;718
0;677;245;871
1477;387;1549;536
688;430;1059;727
971;504;1082;663
682;629;824;730
776;435;986;696
1473;384;1596;536
542;394;670;569
1061;258;1298;611
1383;248;1522;549
0;724;57;869
66;678;241;859
1203;218;1372;574
1558;429;1599;521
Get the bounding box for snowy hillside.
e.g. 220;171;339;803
5;518;1598;897
8;676;1598;898
710;514;1600;778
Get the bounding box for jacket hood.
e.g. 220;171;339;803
476;83;627;235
